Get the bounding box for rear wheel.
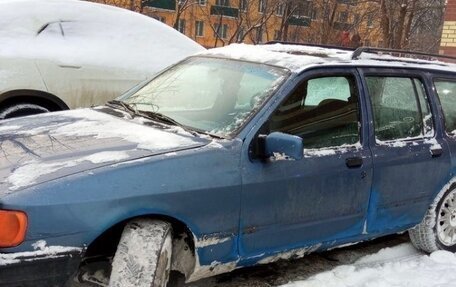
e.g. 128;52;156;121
109;219;173;287
0;102;50;119
409;184;456;253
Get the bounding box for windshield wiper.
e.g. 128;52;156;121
138;110;182;127
136;110;208;137
106;100;137;115
106;100;225;139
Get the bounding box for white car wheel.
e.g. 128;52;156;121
109;219;173;287
0;103;50;119
410;185;456;253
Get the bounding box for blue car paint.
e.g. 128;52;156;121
358;68;453;234
238;67;375;257
1;138;244;265
0;65;455;281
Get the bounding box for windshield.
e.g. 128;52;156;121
118;57;288;137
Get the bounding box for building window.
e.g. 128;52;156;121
311;8;318;20
240;0;248;12
274;30;281;40
237;27;245;42
153;15;167;23
338;11;349;23
256;28;263;42
178;19;186;34
276;4;284;16
195;20;204;37
198;0;206;5
293;1;312;18
215;24;229;39
354;13;360;24
216;0;230;7
367;13;374;27
258;0;265;13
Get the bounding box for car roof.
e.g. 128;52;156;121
0;0;204;73
201;43;456;75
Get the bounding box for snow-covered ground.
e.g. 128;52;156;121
186;235;456;287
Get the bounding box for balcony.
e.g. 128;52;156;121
337;0;358;5
287;16;311;27
143;0;176;11
210;5;239;18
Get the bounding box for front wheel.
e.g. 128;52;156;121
0;102;50;119
409;184;456;253
109;219;173;287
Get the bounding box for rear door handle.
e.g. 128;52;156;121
430;147;443;158
346;157;363;168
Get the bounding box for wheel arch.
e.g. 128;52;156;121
0;89;70;111
83;212;198;279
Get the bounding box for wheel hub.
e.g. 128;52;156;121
451;211;456;228
437;190;456;246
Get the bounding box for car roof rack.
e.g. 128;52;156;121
265;42;456;65
352;47;456;63
265;41;356;52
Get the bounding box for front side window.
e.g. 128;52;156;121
366;76;433;142
269;76;360;149
119;57;288;137
435;80;456;134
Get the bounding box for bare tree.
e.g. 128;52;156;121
173;0;200;30
374;0;445;51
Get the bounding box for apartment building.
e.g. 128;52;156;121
91;0;383;49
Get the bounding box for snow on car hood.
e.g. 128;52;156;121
0;108;209;194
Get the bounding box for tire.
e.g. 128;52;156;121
109;219;173;287
409;184;456;253
0;102;50;119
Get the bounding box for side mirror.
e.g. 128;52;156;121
260;132;303;160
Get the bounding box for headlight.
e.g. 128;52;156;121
0;210;27;248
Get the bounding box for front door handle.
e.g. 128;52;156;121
58;64;82;69
430;147;443;158
346;157;363;168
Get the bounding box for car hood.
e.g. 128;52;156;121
0;108;209;194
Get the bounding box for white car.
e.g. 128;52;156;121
0;0;204;119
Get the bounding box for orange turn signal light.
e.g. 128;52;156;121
0;210;28;248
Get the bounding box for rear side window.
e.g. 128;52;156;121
434;80;456;134
269;75;360;149
366;77;433;142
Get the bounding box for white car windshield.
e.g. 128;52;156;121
120;57;288;137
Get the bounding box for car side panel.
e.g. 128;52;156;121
0;58;47;97
36;59;146;109
0;143;242;266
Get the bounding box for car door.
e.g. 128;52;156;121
359;68;452;234
239;68;373;257
433;76;456;178
34;21;147;109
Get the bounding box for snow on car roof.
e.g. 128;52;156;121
0;0;204;73
202;43;456;74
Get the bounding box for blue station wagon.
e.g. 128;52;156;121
2;43;456;287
